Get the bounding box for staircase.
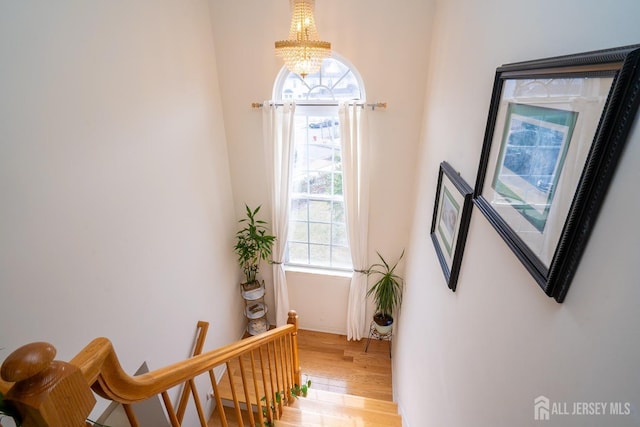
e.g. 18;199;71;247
284;389;402;426
212;381;401;427
0;311;401;427
211;351;402;427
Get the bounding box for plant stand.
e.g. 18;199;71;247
364;320;392;358
242;281;269;336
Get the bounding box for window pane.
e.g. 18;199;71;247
307;141;333;162
288;242;309;264
309;222;331;244
333;172;343;196
292;173;309;193
332;246;352;269
289;221;308;241
277;57;363;103
334;72;361;99
310;244;330;267
332;223;348;246
291;199;308;221
333;151;342;169
332;201;345;222
293;135;309;169
309;200;331;222
310;172;332;194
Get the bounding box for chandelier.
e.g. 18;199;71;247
275;0;331;78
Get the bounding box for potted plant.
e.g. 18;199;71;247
234;204;276;292
366;250;404;334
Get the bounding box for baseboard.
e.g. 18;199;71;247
297;325;348;336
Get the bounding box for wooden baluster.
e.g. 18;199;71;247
265;342;278;418
249;350;264;426
287;310;302;388
283;335;293;402
277;337;288;404
209;370;228;427
186;379;207;427
160;391;180;427
258;346;273;425
0;342;95;427
286;336;292;400
237;356;255;427
270;341;283;417
123;403;141;427
226;361;244;426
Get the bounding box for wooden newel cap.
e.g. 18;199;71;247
1;342;56;382
2;342;95;426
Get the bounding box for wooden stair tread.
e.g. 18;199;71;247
277;405;402;427
207;405;259;427
275;410;360;427
290;397;401;423
303;388;398;413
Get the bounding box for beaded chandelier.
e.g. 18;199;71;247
275;0;331;78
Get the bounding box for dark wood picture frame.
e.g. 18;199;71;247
473;44;640;302
430;161;473;291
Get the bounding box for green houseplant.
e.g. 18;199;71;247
234;205;276;286
366;250;404;334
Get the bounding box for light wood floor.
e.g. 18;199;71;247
207;329;393;426
296;329;392;402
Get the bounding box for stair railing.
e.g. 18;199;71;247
0;310;301;427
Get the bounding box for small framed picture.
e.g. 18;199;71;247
474;44;640;302
430;161;473;291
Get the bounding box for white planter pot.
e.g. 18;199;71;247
241;280;265;300
373;322;393;335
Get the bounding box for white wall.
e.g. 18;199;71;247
208;0;435;333
0;1;242;421
395;1;640;426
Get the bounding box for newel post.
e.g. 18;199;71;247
286;310;302;387
1;342;95;427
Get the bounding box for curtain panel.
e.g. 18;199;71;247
339;102;370;340
262;101;296;326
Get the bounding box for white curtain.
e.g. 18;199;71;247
340;102;370;341
262;101;296;327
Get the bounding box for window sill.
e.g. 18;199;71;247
284;265;353;279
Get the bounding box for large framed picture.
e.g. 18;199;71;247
474;45;640;302
430;161;473;291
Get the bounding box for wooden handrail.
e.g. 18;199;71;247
1;310;301;427
75;324;295;404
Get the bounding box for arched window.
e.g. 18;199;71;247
274;55;365;102
274;54;365;270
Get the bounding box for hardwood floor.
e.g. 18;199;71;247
297;329;392;402
207;328;393;426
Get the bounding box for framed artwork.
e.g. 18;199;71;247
430;161;473;291
474;44;640;302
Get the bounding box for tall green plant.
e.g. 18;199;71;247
366;250;404;317
234;205;276;284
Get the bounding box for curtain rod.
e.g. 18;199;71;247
251;101;387;111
